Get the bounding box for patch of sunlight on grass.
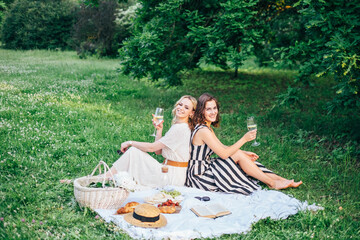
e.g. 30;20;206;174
238;67;297;76
0;82;18;91
59;98;127;121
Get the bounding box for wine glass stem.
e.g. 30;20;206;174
152;122;159;136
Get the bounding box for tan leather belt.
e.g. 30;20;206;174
166;159;188;168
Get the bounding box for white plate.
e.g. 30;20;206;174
144;192;183;204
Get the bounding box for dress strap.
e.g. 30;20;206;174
190;124;209;142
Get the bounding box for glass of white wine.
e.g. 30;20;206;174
150;107;164;136
161;159;169;188
247;116;260;147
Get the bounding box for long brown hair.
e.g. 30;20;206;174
192;93;220;129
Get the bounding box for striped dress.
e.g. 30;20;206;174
185;124;274;195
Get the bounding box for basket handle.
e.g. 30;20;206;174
90;161;118;188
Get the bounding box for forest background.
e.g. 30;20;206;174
0;0;359;239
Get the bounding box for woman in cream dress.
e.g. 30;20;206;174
109;95;197;188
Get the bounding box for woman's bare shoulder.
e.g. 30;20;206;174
195;126;213;136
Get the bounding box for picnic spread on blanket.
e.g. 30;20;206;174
74;162;323;239
94;186;323;239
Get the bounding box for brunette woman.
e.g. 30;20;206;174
185;93;302;195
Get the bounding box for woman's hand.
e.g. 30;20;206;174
152;114;164;130
243;151;259;162
120;141;131;153
242;130;257;142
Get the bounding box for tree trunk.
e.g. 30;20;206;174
234;44;241;78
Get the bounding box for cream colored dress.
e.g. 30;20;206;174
112;123;191;188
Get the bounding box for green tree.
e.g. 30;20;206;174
115;1;139;49
253;0;307;67
73;0;119;57
0;1;18;32
120;0;263;85
73;0;138;58
276;0;360;111
0;1;6;24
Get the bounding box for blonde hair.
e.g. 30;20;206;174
171;95;197;128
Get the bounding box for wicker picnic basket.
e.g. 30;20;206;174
74;161;129;209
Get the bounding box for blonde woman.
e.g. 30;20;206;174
109;95;197;187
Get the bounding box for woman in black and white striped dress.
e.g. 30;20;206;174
185;93;302;195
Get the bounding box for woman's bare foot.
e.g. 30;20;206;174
272;179;294;190
290;180;303;188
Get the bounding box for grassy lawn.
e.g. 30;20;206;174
0;49;359;239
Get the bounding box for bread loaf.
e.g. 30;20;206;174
158;205;176;214
116;201;140;214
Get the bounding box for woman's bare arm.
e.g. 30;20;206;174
121;140;166;153
193;128;256;159
153;116;164;155
154;120;164;155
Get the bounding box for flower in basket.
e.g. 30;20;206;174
113;172;140;192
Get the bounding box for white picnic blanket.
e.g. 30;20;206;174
95;186;323;239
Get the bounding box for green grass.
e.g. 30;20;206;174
0;49;359;239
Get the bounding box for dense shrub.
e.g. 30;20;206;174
0;0;13;31
1;0;77;50
114;2;139;49
0;1;6;24
72;0;138;58
72;0;118;57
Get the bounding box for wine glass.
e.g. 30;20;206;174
161;159;169;188
150;107;164;136
247;116;260;147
